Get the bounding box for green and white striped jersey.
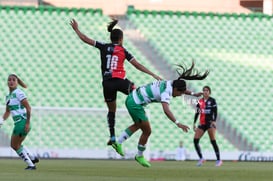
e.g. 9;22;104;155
132;80;173;105
6;88;27;122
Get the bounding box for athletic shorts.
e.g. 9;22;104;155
102;78;135;102
198;122;216;132
125;93;148;123
13;119;31;137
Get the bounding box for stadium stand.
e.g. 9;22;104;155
2;5;266;153
0;5;168;151
127;9;273;151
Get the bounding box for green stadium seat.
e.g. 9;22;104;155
127;9;273;152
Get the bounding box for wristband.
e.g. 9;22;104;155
191;92;195;96
175;120;180;125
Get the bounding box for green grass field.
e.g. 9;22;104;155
0;158;272;181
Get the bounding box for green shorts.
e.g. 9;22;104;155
13;119;31;137
125;94;148;123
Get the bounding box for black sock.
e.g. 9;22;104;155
211;140;220;160
194;138;203;159
107;112;116;140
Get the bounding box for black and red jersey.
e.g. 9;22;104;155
194;97;217;125
95;41;134;80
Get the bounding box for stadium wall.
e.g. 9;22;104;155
39;0;251;15
1;106;272;161
0;0;38;6
1;147;273;162
2;0;272;15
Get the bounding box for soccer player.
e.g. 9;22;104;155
0;74;39;170
70;18;162;148
193;86;222;167
112;62;209;167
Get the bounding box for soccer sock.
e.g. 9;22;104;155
194;138;203;159
211;140;220;160
23;146;35;160
16;146;35;166
107;112;116;142
137;144;146;157
117;128;133;144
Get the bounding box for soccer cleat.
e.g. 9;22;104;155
215;160;223;167
135;155;151;168
25;166;36;170
31;157;39;164
112;143;124;156
107;139;113;145
196;158;205;167
107;137;116;146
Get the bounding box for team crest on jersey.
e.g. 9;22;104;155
107;47;113;52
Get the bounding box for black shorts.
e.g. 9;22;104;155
102;78;135;102
198;122;216;132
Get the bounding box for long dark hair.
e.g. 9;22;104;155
203;85;211;94
172;61;209;91
175;61;209;80
107;19;123;43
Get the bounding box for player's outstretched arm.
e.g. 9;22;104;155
70;19;95;46
130;59;162;80
161;102;190;132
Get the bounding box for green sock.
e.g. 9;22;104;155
125;128;133;136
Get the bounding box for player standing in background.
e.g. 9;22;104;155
193;86;222;167
70;18;162;149
0;74;39;170
176;141;187;161
113;62;209;167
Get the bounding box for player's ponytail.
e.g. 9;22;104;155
176;61;209;81
107;19;123;43
107;19;118;32
9;74;27;88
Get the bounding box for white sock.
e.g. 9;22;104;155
117;131;130;144
23;146;35;160
16;146;35;167
137;144;146;156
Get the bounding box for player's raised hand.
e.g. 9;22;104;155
70;19;78;30
194;92;203;97
153;74;163;80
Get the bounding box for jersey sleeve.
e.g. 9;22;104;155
94;41;105;50
124;48;134;62
211;98;217;121
17;89;27;101
160;92;171;104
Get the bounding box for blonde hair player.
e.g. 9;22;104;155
0;74;39;170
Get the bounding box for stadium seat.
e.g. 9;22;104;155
127;9;273;152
